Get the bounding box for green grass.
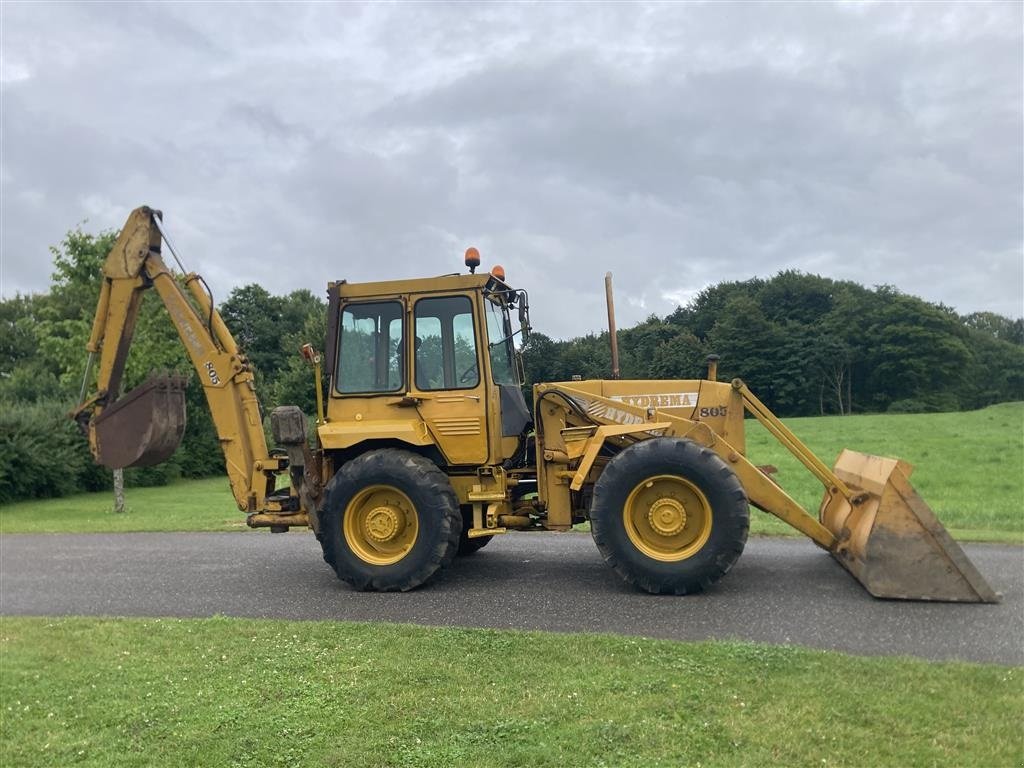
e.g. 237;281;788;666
0;477;242;534
744;402;1024;542
1;617;1021;768
2;404;1021;542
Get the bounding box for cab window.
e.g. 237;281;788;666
485;296;517;386
337;301;404;393
415;296;478;390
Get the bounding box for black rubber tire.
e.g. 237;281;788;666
456;506;493;556
319;449;461;591
589;437;749;595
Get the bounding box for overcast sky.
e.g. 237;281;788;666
2;1;1021;339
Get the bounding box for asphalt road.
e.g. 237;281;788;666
1;532;1020;664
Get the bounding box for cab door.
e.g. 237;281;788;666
411;294;489;465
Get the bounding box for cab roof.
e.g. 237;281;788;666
330;272;510;299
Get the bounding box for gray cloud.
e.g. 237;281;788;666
2;1;1021;340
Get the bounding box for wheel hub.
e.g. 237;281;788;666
343;484;420;567
365;506;402;542
648;498;686;536
623;474;714;562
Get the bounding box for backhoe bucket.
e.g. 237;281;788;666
820;450;999;603
92;374;188;469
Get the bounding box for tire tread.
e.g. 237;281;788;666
590;438;749;595
319;449;461;592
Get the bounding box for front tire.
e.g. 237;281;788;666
320;449;461;591
590;438;749;595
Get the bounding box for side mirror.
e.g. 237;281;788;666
517;290;531;340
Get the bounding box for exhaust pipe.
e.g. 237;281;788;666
605;272;620;380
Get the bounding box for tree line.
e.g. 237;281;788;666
524;272;1023;417
1;226;1021;503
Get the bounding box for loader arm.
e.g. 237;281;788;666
71;206;281;513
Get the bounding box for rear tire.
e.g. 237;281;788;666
590;438;748;595
320;449;461;591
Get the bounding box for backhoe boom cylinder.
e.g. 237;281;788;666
184;274;240;357
86;280;111;354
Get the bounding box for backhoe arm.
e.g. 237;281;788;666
72;206;279;513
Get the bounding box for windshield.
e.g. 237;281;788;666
485;296;517;386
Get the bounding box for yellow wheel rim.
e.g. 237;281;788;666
343;485;419;565
623;475;712;562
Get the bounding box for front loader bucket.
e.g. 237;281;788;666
820;450;999;603
92;374;188;469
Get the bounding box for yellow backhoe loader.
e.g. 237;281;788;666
71;206;999;601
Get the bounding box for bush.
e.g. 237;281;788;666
174;387;225;478
0;400;94;503
0;397;214;503
125;461;180;488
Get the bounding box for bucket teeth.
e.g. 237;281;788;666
92;374;188;469
822;450;1000;604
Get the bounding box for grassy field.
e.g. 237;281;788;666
744;402;1023;542
1;617;1021;768
0;477;241;535
1;403;1021;542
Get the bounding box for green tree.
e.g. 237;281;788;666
757;271;836;326
618;317;678;378
220;285;282;382
864;290;971;412
220;285;327;410
37;228;117;398
0;294;62;402
559;333;612;380
962;311;1024;345
270;302;328;417
707;295;782;397
674;278;766;341
957;329;1024;409
521;332;562;385
649;332;706;380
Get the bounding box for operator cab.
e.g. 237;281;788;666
322;255;532;469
